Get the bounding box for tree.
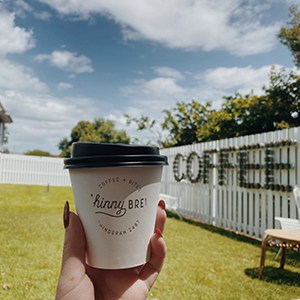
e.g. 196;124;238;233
263;67;300;128
24;150;52;157
59;118;130;157
161;100;212;147
125;101;212;147
220;93;274;136
279;5;300;68
196;109;234;142
124;114;162;146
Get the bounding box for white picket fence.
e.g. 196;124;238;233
1;127;300;239
0;153;71;186
160;127;300;239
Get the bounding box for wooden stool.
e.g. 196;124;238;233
259;229;300;279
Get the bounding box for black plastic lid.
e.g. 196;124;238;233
64;142;168;169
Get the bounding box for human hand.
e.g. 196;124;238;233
55;200;167;300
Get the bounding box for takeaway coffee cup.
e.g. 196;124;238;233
64;142;168;269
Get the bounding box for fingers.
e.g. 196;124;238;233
149;228;167;274
138;200;167;288
139;228;167;289
56;202;87;299
155;200;167;234
63;217;86;266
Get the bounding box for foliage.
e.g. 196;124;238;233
263;67;300;128
125;67;300;147
161;100;212;147
124;114;161;146
196;68;300;143
24;149;53;157
195;108;234;142
279;5;300;68
58;118;130;157
125;114;156;131
126;101;213;148
1;184;300;299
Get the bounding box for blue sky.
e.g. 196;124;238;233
0;0;299;154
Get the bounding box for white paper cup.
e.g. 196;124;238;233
64;142;168;269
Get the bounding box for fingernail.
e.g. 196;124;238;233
158;200;166;210
63;201;70;229
155;227;163;238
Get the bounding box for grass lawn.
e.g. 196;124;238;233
0;184;300;300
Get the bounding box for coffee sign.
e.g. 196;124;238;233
172;140;295;192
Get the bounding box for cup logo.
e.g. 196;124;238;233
91;194;127;217
89;176;147;218
91;193;148;218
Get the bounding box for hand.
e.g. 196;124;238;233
55;200;167;300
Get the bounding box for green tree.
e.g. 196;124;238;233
196;109;233;142
220;93;273;136
124;114;161;146
263;67;300;128
161;100;212;147
125;71;300;147
24;150;53;157
279;5;300;67
198;70;300;142
125;101;212;148
59;118;130;157
196;93;272;141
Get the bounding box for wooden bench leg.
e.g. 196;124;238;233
259;235;269;279
280;244;286;269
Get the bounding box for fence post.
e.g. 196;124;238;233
212;152;217;226
0;153;2;183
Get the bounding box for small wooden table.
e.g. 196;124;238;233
259;229;300;279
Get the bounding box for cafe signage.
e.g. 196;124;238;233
172;140;296;192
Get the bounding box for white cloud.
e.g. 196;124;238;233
0;8;47;92
38;0;280;56
201;64;296;96
2;0;52;20
138;77;185;95
34;11;52;20
3;0;33;17
203;65;271;91
122;76;185;115
0;9;35;56
1;91;107;154
0;9;96;154
35;50;94;74
0;59;47;92
153;67;185;80
57;82;73;90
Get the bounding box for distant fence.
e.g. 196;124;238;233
160;127;300;239
0;153;70;186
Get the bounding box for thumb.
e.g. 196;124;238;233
62;201;86;269
56;202;87;298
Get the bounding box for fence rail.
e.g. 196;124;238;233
160;127;300;239
0;153;70;187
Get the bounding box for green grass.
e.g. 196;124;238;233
0;184;300;300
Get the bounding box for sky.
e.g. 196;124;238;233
0;0;299;155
